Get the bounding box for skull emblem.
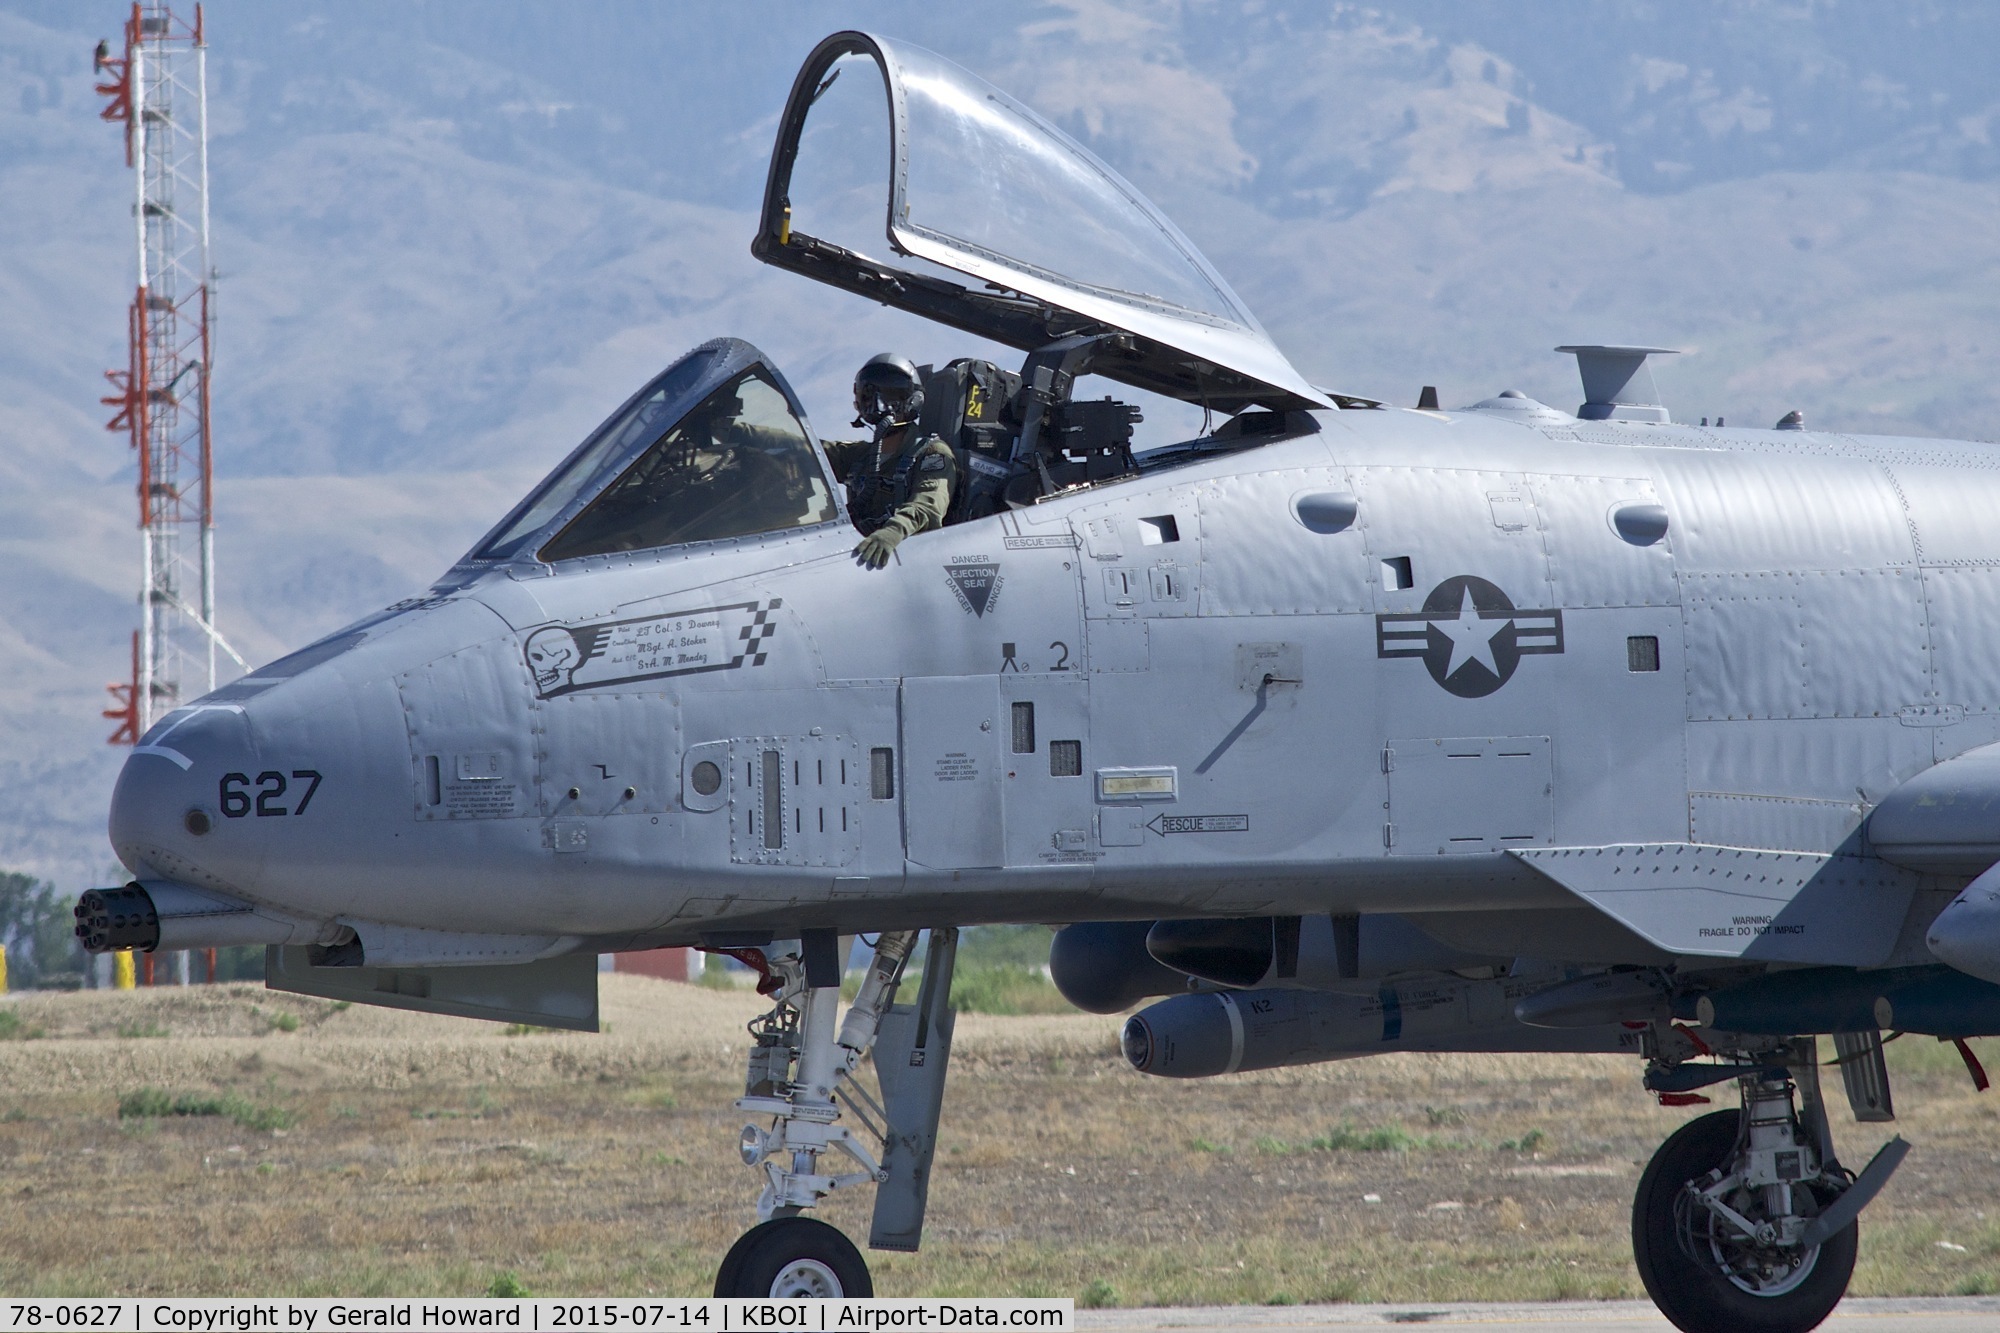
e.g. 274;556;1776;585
525;627;582;692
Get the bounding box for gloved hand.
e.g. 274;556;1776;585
854;527;904;569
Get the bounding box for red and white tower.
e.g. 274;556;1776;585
95;3;241;746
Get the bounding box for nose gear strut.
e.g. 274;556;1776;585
715;928;958;1298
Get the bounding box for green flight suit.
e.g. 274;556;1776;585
823;425;956;539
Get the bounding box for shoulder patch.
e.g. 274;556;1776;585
918;452;951;474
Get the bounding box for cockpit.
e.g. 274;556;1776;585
471;343;838;566
465;31;1364;572
537;368;834;561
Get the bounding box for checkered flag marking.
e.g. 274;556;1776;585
734;598;783;667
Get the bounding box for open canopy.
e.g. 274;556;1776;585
755;31;1333;414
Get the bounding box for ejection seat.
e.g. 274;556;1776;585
911;357;1021;524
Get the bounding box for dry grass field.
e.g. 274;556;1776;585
2;974;2000;1306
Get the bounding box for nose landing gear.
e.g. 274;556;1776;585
712;928;958;1299
1632;1038;1908;1333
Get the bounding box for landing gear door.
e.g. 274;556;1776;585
900;676;1003;870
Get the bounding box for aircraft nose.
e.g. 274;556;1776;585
107;595;520;925
109;703;269;891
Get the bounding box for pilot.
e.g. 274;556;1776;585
585;383;814;546
822;353;955;569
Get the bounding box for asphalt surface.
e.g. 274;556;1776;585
1076;1297;2000;1330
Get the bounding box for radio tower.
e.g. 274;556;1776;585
96;3;240;747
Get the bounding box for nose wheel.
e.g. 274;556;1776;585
714;1217;873;1298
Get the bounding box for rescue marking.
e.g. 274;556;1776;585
1376;575;1563;698
523;599;781;699
1147;813;1250;835
1002;533;1078;550
945;556;1004;617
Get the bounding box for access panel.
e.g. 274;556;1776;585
902;676;1004;869
727;735;863;868
1387;736;1554;855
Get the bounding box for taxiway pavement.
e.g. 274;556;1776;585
1078;1296;2000;1330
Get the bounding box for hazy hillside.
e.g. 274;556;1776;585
6;0;2000;893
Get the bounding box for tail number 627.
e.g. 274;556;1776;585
220;770;322;818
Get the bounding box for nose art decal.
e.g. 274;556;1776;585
524;598;782;699
1375;576;1563;698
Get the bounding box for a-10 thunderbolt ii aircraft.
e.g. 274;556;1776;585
72;28;2000;1331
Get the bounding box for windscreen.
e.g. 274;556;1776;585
477;348;719;562
538;369;837;562
890;43;1248;327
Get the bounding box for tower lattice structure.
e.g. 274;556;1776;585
96;3;239;744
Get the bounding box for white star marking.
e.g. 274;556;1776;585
1433;585;1508;680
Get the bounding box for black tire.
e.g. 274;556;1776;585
713;1217;873;1298
712;1219;777;1298
1632;1109;1857;1333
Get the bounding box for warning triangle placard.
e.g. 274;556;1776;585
945;562;1003;617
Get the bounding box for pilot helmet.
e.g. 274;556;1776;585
693;384;744;427
853;353;924;428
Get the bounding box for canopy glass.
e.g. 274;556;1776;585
757;32;1331;413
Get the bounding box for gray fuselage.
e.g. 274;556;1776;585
106;402;1997;959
